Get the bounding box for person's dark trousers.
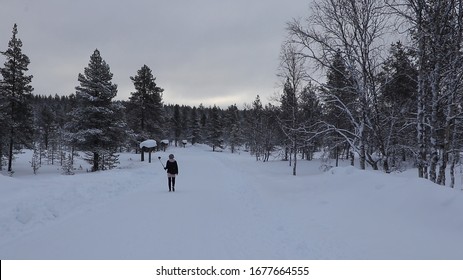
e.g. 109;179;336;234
168;177;176;192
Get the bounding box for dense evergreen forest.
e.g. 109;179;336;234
2;1;463;189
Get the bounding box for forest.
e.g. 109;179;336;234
2;0;463;188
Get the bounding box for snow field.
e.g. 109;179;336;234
1;145;463;259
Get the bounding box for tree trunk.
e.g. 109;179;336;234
449;120;458;188
428;66;440;183
93;152;99;172
383;158;390;174
289;149;292;166
359;136;366;170
292;140;297;176
437;123;451;186
415;3;427;179
8;134;14;172
449;153;455;189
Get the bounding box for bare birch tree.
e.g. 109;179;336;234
278;42;309;175
288;0;390;170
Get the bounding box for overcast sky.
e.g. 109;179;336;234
1;0;310;108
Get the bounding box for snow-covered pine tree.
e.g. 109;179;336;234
66;49;126;172
102;150;119;170
30;143;41;175
0;24;34;172
61;152;74;175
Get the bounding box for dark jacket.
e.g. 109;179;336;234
165;159;178;175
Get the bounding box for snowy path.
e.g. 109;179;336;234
0;147;297;259
1;145;463;259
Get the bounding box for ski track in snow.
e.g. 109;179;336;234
1;145;463;259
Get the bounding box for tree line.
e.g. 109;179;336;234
0;24;285;174
279;0;463;188
2;0;463;188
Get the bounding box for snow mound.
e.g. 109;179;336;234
326;165;358;176
139;139;157;148
0;165;151;246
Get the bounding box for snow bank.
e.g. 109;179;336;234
326;165;357;176
0;156;153;247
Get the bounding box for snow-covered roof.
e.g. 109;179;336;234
139;139;157;148
161;139;169;144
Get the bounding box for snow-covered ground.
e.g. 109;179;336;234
1;145;463;259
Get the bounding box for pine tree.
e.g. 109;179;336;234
224;104;242;153
261;103;280;162
189;106;201;144
245;95;264;160
299;83;322;161
0;24;34;172
126;65;164;146
172;104;182;146
378;42;417;171
280;78;298;163
66;49;126;172
61;152;75;175
37;103;57;151
198;104;208;142
322;51;356;166
30;143;41;175
229;123;241;153
180;105;190;144
0;89;6;170
208;105;223;151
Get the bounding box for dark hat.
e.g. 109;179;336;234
169;154;174;159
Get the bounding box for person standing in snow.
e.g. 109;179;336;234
165;154;178;192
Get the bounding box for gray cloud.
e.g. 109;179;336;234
1;0;309;107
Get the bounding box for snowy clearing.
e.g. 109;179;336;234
1;145;463;259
